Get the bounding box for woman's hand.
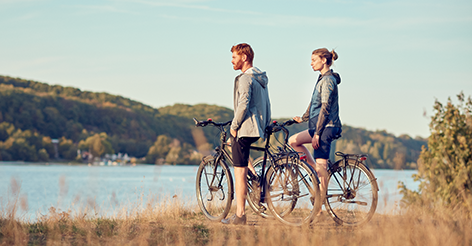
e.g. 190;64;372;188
312;134;320;150
293;116;303;123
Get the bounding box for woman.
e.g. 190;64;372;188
288;48;342;208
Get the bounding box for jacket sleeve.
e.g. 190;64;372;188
315;78;336;136
231;75;252;131
301;102;310;122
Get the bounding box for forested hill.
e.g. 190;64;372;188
0;75;426;169
0;75;196;159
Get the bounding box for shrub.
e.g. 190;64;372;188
400;92;472;218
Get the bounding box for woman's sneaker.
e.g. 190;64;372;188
221;214;247;225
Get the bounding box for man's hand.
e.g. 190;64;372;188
312;134;320;150
227;129;237;147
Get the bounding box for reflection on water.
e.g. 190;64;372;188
0;163;418;221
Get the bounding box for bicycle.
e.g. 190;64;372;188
194;118;322;226
324;151;379;226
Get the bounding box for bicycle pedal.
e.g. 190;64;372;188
247;172;259;182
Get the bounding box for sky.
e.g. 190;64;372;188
1;0;471;138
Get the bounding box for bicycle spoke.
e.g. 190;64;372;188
266;160;321;227
196;158;233;221
325;160;378;226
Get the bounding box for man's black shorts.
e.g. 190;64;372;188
231;136;259;167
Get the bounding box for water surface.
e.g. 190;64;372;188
0;163;418;221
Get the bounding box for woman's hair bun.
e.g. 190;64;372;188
331;50;338;61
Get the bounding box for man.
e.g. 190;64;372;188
221;43;271;225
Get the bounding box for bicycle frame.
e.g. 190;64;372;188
208;126;278;205
194;118;310;205
195;118;323;225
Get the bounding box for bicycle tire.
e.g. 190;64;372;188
246;157;273;218
265;158;321;226
325;159;378;226
196;155;234;221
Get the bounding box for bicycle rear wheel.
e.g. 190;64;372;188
265;158;321;226
325;159;378;226
246;157;272;218
196;155;234;221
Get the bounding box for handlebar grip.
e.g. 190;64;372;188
283;119;297;126
193;118;207;127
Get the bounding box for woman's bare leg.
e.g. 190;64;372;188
288;130;316;168
315;158;328;212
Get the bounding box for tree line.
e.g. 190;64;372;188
0;75;426;168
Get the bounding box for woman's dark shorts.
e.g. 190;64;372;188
231;136;259;167
308;127;342;159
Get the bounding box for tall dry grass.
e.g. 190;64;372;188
1;188;471;246
0;176;470;245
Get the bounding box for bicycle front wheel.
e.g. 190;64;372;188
265;158;321;226
325;159;378;226
196;156;234;221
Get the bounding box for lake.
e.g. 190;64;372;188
0;162;419;222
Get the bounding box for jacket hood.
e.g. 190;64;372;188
245;67;268;88
332;71;341;85
325;69;341;85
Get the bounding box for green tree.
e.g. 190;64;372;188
179;142;201;165
38;148;49;161
400;92;472;218
78;133;114;159
146;135;172;164
59;137;79;160
165;139;182;165
9;138;37;161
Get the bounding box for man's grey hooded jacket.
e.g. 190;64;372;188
231;67;271;140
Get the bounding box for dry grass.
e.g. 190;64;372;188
1;192;471;246
1;177;471;245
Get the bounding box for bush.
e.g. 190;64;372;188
400;92;472;218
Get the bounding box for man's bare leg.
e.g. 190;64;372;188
234;166;248;217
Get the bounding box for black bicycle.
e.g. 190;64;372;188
194;118;322;226
325;151;379;226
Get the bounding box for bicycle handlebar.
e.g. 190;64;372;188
194;117;299;153
193;118;232;128
267;119;297;134
194;117;298;141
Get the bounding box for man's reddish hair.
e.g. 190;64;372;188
231;43;254;63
